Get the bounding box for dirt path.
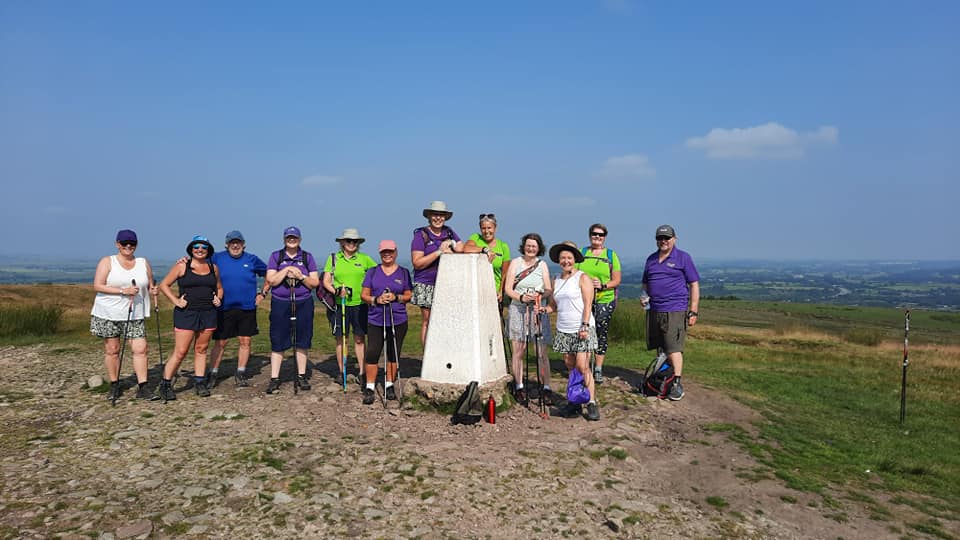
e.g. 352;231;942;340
0;345;926;539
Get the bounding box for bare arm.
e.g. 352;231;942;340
579;273;595;323
158;263;187;308
606;269;622;290
688;281;700;326
503;259;519;302
93;257;124;295
411;249;437;270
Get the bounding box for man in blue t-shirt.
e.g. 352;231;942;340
641;224;700;401
208;230;268;387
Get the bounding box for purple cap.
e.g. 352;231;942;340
283;226;301;238
116;229;138;243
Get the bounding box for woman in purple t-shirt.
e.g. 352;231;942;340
360;240;413;405
410;201;463;345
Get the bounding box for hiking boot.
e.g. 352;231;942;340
206;371;219;389
235;372;250;387
558;402;582;418
107;381;122;402
362;388;375;405
155;381;176;402
593;367;604;385
296;374;311;391
265;378;281;394
385;386;397;401
195;381;211;397
515;388;528;406
586;402;601;421
135;384;158;401
668;379;684;401
334;373;344;386
541;389;556;407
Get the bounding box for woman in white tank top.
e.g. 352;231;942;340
502;233;554;406
90;230;158;402
543;241;600;421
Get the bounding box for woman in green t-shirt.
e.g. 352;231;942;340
577;223;621;384
463;213;511;307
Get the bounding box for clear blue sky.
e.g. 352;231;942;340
2;1;957;262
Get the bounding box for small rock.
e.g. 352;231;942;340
87;375;104;389
274;492;293;504
162;511;185;525
115;520;152;539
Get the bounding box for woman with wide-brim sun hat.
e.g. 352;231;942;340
503;233;554;406
90;229;159;402
156;235;223;400
410;201;464;345
577;223;622;385
544;240;600;421
322;228;377;386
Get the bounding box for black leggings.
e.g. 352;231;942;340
364;322;408;364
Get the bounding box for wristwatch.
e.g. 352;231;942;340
481;247;490;255
688;310;698;318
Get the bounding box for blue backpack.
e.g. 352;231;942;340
567;369;591;405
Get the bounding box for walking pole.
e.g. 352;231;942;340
113;279;136;406
388;291;403;409
288;278;299;395
534;293;548;418
900;310;910;425
340;289;349;393
379;300;388;408
153;281;164;369
522;299;532;408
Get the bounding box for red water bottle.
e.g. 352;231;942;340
486;396;496;424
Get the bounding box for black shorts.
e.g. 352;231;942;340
213;309;259;340
173;308;218;332
326;304;369;337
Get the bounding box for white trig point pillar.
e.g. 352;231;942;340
421;253;507;384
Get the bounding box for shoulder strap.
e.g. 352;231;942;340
515;258;541;282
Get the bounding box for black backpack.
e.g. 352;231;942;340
639;351;676;399
451;381;483;425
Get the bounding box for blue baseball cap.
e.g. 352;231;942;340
283;226;301;239
116;229;138;243
225;230;245;242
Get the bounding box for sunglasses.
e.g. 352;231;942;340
342;239;359;244
192;244;209;250
479;213;496;220
119;241;137;248
590;232;606;237
656;236;672;242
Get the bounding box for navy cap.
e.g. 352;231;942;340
225;230;245;242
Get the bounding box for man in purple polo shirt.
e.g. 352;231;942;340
641;224;700;401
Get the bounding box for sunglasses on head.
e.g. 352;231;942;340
119;241;137;248
590;231;606;237
479;213;496;220
656;236;672;242
192;244;208;250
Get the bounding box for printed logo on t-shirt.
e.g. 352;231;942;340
667;262;676;268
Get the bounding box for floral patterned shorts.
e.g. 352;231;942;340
90;315;146;339
552;327;597;354
411;282;435;308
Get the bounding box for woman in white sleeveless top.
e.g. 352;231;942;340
90;229;158;402
543;241;600;421
503;233;554;406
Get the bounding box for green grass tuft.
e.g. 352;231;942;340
0;305;63;337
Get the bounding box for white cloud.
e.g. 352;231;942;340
685;122;839;159
302;174;344;186
594;153;656;179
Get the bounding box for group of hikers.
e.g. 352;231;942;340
91;201;700;421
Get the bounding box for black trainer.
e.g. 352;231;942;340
266;378;281;394
195;381;211;397
296;374;311;391
155;380;176;402
362;388;375;405
668;379;684;401
334;373;344;386
235;372;250;387
385;386;397;401
135;384;157;401
206;371;219;389
515;388;528;406
541;389;556;407
586;402;600;421
108;381;122;402
593;367;604;385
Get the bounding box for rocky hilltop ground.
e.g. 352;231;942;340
0;344;919;539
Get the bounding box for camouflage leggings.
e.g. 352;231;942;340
591;300;616;355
